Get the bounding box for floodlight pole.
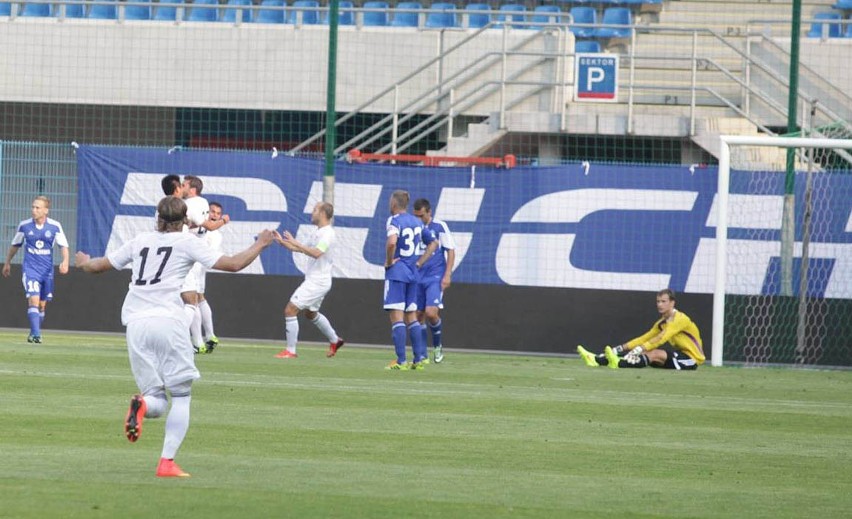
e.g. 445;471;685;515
780;0;803;296
323;0;341;205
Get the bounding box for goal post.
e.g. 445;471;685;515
714;135;852;367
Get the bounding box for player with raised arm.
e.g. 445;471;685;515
412;198;456;364
272;201;345;359
2;196;70;343
76;196;274;478
179;175;230;354
197;201;225;352
577;289;705;370
383;190;438;371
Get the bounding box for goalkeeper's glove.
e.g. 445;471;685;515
628;346;645;356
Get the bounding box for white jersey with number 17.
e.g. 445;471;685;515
108;231;223;325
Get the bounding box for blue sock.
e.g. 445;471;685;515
420;325;428;351
429;318;442;347
391;321;407;363
27;307;41;337
408;321;425;362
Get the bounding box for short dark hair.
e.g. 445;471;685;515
156;196;187;232
657;288;676;302
161;174;181;196
209;201;223;211
413;198;431;212
183;175;204;195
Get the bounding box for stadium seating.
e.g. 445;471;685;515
592;7;632;39
847;20;852;37
88;0;117;19
0;2;9;15
494;4;526;29
323;0;354;25
425;2;456;28
255;0;286;23
806;12;842;38
153;0;180;21
575;40;602;53
569;6;596;38
363;1;389;26
465;3;491;29
391;1;421;27
220;0;252;23
530;5;561;29
833;0;852;9
188;0;219;22
290;0;320;24
124;0;152;20
22;2;51;17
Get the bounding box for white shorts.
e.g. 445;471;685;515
126;316;200;395
290;279;331;312
181;262;206;293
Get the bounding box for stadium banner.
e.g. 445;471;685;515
77;145;852;297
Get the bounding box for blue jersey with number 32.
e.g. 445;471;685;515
385;212;434;282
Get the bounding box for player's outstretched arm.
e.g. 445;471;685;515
213;229;274;272
75;252;114;274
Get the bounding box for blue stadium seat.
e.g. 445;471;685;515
153;0;180;21
425;2;456;28
806;12;842;38
391;1;421;27
465;3;490;28
363;1;389;26
575;40;602;53
833;0;852;9
494;4;526;29
220;0;252;22
569;6;596;38
0;2;10;16
22;2;51;16
323;0;354;25
531;5;561;29
592;7;632;39
255;0;286;23
124;0;152;20
88;0;117;19
290;0;320;24
847;20;852;37
188;0;218;21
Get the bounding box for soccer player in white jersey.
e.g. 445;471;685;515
179;175;230;354
197;201;224;352
2;196;70;343
75;196;274;478
272;201;345;359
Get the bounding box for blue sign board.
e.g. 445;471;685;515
575;54;619;102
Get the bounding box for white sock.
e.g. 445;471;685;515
189;305;203;348
161;395;191;460
199;300;215;339
285;316;299;354
143;394;168;418
311;312;338;343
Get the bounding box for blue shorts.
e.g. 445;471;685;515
383;279;418;312
22;270;54;301
416;276;444;310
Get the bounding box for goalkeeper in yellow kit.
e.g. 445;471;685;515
577;289;705;370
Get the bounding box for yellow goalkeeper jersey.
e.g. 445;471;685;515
625;310;705;364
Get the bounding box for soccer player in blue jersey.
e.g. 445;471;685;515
412;198;456;364
383;190;438;370
2;196;70;343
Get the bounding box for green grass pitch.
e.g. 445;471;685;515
1;330;850;518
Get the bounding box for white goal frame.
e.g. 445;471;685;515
713;135;852;367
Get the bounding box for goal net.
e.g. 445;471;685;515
714;135;852;367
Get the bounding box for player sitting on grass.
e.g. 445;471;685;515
577;289;705;370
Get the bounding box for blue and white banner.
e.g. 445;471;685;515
76;146;852;297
